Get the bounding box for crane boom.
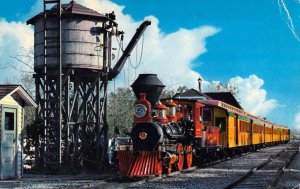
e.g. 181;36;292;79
109;20;151;80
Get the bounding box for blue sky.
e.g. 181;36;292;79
112;0;300;129
0;0;300;129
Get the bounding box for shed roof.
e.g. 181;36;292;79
0;85;37;108
27;1;111;25
204;92;243;110
173;88;211;100
0;85;19;100
173;89;243;110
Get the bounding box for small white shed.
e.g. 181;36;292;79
0;85;37;179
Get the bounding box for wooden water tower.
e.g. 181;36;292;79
27;0;150;172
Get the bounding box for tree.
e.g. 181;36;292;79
19;70;36;127
160;85;189;99
12;49;36;126
0;48;36;126
176;86;189;93
107;87;136;137
204;81;240;102
160;88;176;99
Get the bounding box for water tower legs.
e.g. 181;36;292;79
34;69;108;172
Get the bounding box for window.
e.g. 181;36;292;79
240;120;245;132
176;105;182;113
157;109;166;118
184;105;193;121
199;108;203;121
239;120;251;133
5;112;14;130
168;107;176;116
215;117;226;132
203;108;211;121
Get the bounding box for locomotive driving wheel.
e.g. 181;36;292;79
175;143;184;171
185;145;193;169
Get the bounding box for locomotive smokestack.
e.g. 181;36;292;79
131;74;165;107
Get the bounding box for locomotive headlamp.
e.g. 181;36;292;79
139;131;148;140
134;104;147;117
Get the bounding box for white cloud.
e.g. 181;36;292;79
0;19;33;54
0;19;34;80
1;0;219;86
201;75;278;117
76;0;219;89
228;75;278;117
295;112;300;129
0;1;280;120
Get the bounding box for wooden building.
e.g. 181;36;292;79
0;85;37;179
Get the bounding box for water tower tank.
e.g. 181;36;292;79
27;1;115;71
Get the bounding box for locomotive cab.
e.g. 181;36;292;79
172;99;204;138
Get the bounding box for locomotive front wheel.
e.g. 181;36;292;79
176;143;184;171
185;145;193;169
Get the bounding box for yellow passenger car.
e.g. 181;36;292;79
201;100;290;151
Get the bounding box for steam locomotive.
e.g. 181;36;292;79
117;74;290;177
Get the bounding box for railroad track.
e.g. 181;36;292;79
225;142;300;189
2;143;295;189
114;144;293;188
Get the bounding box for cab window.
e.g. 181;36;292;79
203;108;211;121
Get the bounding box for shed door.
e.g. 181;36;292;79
1;108;17;179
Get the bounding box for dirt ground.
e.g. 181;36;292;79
1;143;299;189
0;171;118;189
